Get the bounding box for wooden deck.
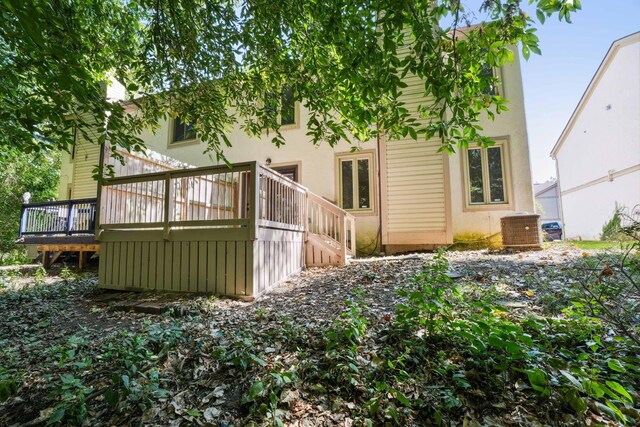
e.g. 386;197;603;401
97;161;355;298
18;198;99;268
19;198;97;239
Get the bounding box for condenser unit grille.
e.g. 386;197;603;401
501;214;542;248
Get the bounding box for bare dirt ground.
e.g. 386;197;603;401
0;244;635;426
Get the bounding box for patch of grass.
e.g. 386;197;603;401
565;241;623;250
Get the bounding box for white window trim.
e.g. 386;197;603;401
335;150;376;214
461;139;513;211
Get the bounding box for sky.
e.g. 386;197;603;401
513;0;640;183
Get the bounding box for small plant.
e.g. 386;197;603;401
0;366;19;402
324;288;369;389
600;204;627;241
244;367;299;426
47;374;93;426
214;331;267;371
255;306;267;321
33;266;47;284
59;266;78;282
74;321;184;415
395;250;456;338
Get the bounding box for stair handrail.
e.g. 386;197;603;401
306;191;355;263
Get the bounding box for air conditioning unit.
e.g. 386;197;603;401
501;213;542;249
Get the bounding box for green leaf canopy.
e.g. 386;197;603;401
0;0;580;159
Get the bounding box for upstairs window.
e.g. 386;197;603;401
337;152;375;212
464;142;509;206
266;87;297;127
479;63;502;96
172;116;196;143
280;87;296;126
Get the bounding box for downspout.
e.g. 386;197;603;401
94;140;106;243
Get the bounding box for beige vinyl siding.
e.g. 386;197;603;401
384;31;448;238
71;135;101;199
386;139;446;233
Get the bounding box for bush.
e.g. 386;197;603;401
0;149;59;253
0;248;32;266
600;204;627;241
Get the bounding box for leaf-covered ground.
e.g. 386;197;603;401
0;245;638;426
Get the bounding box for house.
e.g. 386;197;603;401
20;40;535;297
551;32;640;241
534;180;561;224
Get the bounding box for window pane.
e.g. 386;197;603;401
487;146;505;203
173;116;196;142
272;165;298;182
341;160;353;209
173;118;186;142
480;63;497;95
357;159;370;209
468;148;484;204
265;93;279;123
280;87;296;125
185;122;196;140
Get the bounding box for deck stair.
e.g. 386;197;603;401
305;192;355;266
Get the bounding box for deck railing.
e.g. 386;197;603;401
99;161;355;261
100;163;253;234
307;192;356;258
99;162;308;237
258;164;306;232
19;198;97;236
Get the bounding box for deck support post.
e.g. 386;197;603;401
163;172;174;240
43;251;51;269
350;219;356;256
248;162;259;241
65;200;74;235
339;215;346;265
79;251;87;270
303;192;309;268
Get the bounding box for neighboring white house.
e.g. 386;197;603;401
534;180;561;224
551;32;640;241
59;43;535;254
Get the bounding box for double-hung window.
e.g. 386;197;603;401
464;142;509;206
337;152;375;212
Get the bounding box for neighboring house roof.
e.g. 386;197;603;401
534;181;557;197
550;31;640;158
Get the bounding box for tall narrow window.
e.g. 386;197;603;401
487;146;505;203
480;64;498;95
172;116;196;143
265;87;297;127
357;159;370;209
280;87;296;126
464;142;508;206
468;148;485;204
337;152;375;211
